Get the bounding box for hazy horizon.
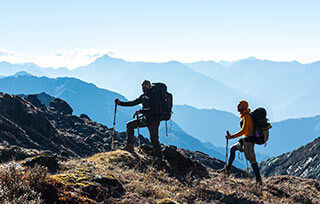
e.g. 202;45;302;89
1;1;320;68
1;50;320;70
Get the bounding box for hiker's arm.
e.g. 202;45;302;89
119;97;142;107
231;116;247;138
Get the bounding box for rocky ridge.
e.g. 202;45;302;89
260;136;320;180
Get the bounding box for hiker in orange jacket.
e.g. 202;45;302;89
220;100;262;185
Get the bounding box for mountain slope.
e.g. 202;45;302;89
260;136;320;180
0;92;131;159
1;148;319;203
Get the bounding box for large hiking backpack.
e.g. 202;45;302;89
250;108;272;145
152;82;173;121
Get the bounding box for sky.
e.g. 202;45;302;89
1;0;320;68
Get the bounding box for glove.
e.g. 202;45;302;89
114;98;120;105
225;131;232;139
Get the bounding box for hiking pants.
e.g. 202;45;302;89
126;117;162;158
227;141;261;180
227;141;257;166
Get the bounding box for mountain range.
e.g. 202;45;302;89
186;58;320;120
0;56;257;116
1;55;320;121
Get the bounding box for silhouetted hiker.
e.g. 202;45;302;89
115;80;165;162
219;100;263;185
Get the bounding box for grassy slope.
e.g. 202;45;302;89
49;149;320;203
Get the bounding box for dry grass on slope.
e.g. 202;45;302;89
51;149;320;204
1;148;319;203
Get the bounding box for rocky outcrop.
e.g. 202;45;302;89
260;136;320;180
180;148;249;178
140;145;210;178
163;145;208;178
49;98;73;115
0;93;147;161
0;93;63;155
0;93;57;137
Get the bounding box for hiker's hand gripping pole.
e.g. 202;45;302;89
133;110;140;118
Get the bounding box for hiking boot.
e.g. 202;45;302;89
122;144;134;153
256;178;263;186
251;162;262;184
217;165;230;176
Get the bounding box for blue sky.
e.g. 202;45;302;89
0;0;320;67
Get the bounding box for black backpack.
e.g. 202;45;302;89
151;82;173;121
250;108;271;145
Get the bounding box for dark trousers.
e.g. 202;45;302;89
126;117;162;158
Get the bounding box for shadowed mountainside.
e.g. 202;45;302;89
260;136;320;181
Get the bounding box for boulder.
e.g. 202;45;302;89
23;154;60;172
163;146;208;178
52;171;125;201
49;98;73;115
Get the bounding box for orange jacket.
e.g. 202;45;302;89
232;113;254;138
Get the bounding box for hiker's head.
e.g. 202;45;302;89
142;80;151;93
237;100;249;112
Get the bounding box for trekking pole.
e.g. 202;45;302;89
111;103;117;150
226;131;230;164
165;121;168;137
136;115;141;153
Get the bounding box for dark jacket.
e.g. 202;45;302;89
119;89;158;119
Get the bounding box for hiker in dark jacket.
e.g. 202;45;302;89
115;80;162;159
219;100;262;185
